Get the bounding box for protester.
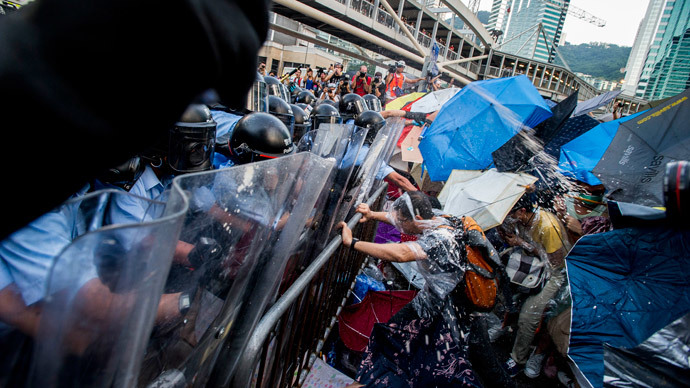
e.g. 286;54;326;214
500;195;571;378
303;68;319;93
258;62;267;76
554;181;610;245
290;68;303;88
339;192;482;387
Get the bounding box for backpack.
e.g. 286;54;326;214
441;215;498;311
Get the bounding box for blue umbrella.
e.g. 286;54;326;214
558;110;646;185
418;75;552;181
566;225;690;388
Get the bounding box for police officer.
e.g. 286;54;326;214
339;93;367;123
310;103;343;132
229;112;295;164
264;75;290;103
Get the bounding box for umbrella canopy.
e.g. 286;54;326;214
571;90;622;117
437;168;537;230
534;90;579;144
558;110;646;185
543;115;600;159
338;290;417;352
418;75;552;181
566;226;690;388
384;92;426;111
407;87;461;113
592;88;690;206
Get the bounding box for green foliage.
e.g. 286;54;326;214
558;42;631;81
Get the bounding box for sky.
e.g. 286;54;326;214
478;0;650;47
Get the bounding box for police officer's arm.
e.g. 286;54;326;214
338;222;420;262
385;171;418;192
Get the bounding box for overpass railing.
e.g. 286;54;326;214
231;183;388;388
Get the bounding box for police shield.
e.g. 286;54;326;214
27;188;188;387
368;117;405;195
139;152;334;387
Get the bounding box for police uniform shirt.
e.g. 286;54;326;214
210;110;243;139
110;166;173;224
0;185;94;307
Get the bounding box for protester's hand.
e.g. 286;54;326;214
564;214;582;235
338;221;353;246
356;203;373;223
426;110;439;122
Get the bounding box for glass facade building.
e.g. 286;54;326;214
621;0;666;96
635;0;690;100
489;0;570;63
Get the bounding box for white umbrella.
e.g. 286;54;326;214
408;87;461;113
438;168;537;230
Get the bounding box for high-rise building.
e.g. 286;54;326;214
622;0;671;96
488;0;570;63
634;0;689;100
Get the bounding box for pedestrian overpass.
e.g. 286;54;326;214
270;0;645;110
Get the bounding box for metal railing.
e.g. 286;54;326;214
231;183;388;388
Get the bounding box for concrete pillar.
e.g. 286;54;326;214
431;20;438;43
415;10;422;39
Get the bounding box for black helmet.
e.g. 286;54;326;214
294;102;312;113
229;112;295;164
362;94;382;112
310;103;343;132
290;104;311;143
268;95;295;137
264;75;291;102
339;93;367;121
318;99;338;108
244;72;269;113
295;90;317;106
168;104;216;173
355;110;386;144
97;157;146;191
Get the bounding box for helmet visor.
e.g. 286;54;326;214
272;112;296;138
168;122;216;173
313;115;343;131
268;83;291;103
365;98;382;112
246;81;269;112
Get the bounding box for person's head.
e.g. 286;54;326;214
320;71;328;81
391;191;434;234
362;94;382;112
396;61;405;74
295;90;317;107
264;75;290;102
374;71;382;81
258;62;266;72
290;103;311;143
268;70;276;77
268;95;295;137
508;195;537;226
335;62;343;73
167;104;217;174
295;69;301;78
243;72;269;113
310;102;342;131
339;93;367;121
229;112;295;164
359;65;367;76
306;68;313;78
355;110;386;144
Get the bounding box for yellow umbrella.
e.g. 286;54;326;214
384;92;426;111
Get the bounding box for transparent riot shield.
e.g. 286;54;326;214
368;117;405;197
27;188;188;388
335;124;393;225
139;152;334;387
280;124;365;292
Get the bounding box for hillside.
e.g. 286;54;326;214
558;42;631;81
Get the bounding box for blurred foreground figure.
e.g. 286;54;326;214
0;0;270;239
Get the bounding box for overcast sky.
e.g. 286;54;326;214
478;0;650;47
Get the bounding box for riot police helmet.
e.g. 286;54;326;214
295;90;317;106
290;104;311;144
229;112;295;164
355;110;386;144
339;93;367;121
244;72;269;112
168;104;217;173
362;94;382;112
268;95;295;137
263;75;291;102
310;103;343;132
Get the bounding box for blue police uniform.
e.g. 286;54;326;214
110;166;173;224
211;110;242;139
341;143;394;180
0;185;92;307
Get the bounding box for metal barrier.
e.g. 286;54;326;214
231;183;389;388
